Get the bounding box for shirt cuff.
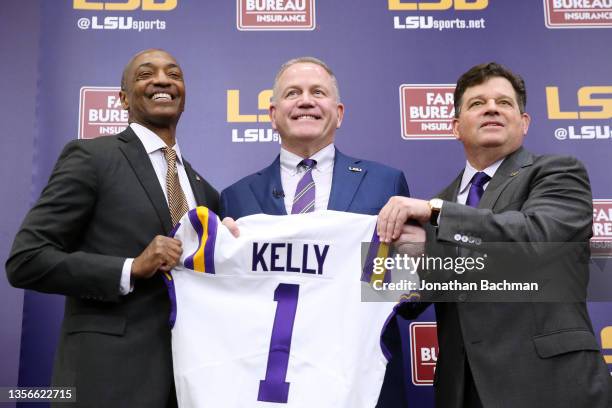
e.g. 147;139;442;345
120;258;135;295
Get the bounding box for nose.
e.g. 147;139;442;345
152;70;171;86
483;99;499;114
297;91;315;107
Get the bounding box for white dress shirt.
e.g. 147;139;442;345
280;144;335;214
120;123;197;294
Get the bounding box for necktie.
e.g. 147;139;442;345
291;159;316;214
162;147;189;225
466;171;491;208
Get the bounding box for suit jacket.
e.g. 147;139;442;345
6;127;219;408
401;147;610;408
220;148;411;408
220;148;409;218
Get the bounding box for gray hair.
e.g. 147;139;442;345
271;56;341;102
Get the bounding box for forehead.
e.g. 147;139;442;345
277;63;332;86
128;51;180;73
461;76;517;102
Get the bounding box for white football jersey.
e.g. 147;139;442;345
165;207;397;408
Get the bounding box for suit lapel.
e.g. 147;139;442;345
118;127;173;234
439;173;463;202
184;161;207;206
479;147;533;210
249;155;287;215
328;149;366;212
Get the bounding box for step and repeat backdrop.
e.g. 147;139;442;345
7;1;612;406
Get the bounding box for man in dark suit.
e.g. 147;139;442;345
220;57;412;408
6;49;219;407
378;62;611;407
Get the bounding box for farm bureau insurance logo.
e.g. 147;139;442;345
546;85;612;141
79;87;127;139
227;89;280;143
389;0;488;31
74;0;174;31
543;0;612;28
400;84;455;140
409;322;438;385
592;199;612;258
237;0;315;31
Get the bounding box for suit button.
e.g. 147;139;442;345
475;238;482;245
458;293;467;302
461;235;469;243
454;234;462;241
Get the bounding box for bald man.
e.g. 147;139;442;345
7;49;219;407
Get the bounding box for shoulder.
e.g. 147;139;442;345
339;152;405;179
221;161;276;196
527;152;588;180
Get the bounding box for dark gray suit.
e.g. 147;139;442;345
401;147;610;408
6;127;219;407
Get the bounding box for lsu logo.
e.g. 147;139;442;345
79;87;127;139
74;0;177;10
227;89;279;143
543;0;612;28
409;322;438;385
237;0;316;31
591;200;612;258
388;0;488;10
546;86;612;120
227;89;272;123
602;326;612;365
400;84;455;140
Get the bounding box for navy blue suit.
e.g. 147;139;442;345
220;148;411;408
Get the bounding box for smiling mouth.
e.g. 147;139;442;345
481;121;503;128
151;92;173;101
292;114;321;120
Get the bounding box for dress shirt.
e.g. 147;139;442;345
119;123;197;295
280;143;335;214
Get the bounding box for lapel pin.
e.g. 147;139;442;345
196;175;201;181
510;171;519;177
348;166;362;172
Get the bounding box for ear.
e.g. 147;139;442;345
521;112;531;135
269;104;277;131
119;90;129;110
336;103;345;128
452;117;461;140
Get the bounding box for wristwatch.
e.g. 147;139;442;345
428;198;443;226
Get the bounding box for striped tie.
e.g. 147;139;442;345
162;147;189;225
291;159;316;214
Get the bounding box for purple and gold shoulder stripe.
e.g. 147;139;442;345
361;230;390;285
183;206;218;274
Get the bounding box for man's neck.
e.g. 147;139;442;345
465;146;518;171
132;120;177;147
281;141;332;159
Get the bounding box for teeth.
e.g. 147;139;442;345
152;93;172;101
296;115;317;120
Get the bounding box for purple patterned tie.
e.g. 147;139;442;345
291;159;316;214
466;171;491;208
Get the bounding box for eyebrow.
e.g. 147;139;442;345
465;94;514;103
135;62;181;70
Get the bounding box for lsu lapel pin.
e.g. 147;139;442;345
510;171;519;177
349;166;362;172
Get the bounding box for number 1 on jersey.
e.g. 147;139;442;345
257;283;300;403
